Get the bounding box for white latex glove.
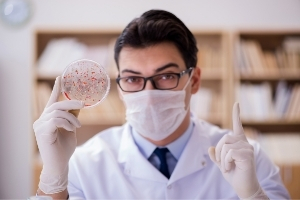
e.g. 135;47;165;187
208;102;269;200
33;76;84;194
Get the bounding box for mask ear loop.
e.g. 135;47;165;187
183;68;195;90
183;68;195;111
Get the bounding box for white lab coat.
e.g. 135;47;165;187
68;116;289;199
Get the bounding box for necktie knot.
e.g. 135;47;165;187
154;148;169;156
153;148;170;179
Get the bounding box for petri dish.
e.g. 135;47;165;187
61;59;110;108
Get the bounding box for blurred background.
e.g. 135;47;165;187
0;0;300;198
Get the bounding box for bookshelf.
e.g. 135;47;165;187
192;31;230;128
232;30;300;198
31;29;231;194
31;29;300;198
232;31;300;130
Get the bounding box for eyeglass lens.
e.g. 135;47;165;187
119;73;179;92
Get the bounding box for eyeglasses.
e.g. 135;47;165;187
116;67;193;92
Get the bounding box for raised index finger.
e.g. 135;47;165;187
45;76;61;108
232;102;244;136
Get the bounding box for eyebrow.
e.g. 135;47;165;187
121;63;179;75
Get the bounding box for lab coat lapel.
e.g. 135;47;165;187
169;118;211;184
118;123;167;183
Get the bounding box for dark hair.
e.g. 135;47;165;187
114;9;198;70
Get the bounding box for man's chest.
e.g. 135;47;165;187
71;158;237;199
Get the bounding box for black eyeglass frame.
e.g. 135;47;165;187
116;67;193;92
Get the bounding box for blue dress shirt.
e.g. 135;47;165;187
132;121;194;175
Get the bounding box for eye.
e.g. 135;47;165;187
124;77;143;83
160;74;176;80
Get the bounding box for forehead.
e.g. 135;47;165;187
118;42;186;74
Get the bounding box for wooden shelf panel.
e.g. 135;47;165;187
36;69;61;80
36;69;118;80
242;119;300;132
242;119;300;126
239;69;300;81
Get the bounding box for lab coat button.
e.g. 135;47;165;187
167;185;172;189
202;161;206;166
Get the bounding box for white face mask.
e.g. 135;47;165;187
121;71;193;141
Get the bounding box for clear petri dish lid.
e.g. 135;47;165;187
61;59;110;108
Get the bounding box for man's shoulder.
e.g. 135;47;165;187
73;123;128;156
195;118;231;146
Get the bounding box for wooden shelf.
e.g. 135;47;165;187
36;69;61;80
242;119;300;126
242;119;300;133
239;69;300;81
36;69;117;80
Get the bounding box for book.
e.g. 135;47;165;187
190;88;213;119
264;51;280;74
37;38;112;78
37;38;87;75
237;83;274;120
247;41;266;74
285;84;300;119
274;81;291;118
239;41;252;74
197;46;222;70
258;133;300;165
237;37;300;76
244;128;300;165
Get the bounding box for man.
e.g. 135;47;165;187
34;10;289;199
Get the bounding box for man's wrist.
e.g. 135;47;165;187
239;187;269;200
37;188;69;199
39;166;69;194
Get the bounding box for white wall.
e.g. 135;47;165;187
0;0;299;198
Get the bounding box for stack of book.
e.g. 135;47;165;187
237;82;300;120
36;37;118;79
190;87;221;122
244;128;300;166
236;37;300;75
197;46;223;70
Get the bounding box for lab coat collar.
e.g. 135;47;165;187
118;116;211;184
118;123;168;183
168;116;211;184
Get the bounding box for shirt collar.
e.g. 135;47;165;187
131;120;194;160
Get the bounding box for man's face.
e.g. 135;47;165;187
118;42;200;103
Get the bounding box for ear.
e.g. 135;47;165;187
191;66;201;94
